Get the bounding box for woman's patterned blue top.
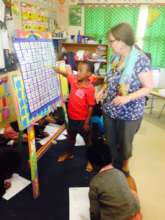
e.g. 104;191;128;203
103;53;151;120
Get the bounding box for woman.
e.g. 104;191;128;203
96;23;153;176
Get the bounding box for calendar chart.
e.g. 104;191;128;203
13;38;60;117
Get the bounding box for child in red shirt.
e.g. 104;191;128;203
56;61;95;171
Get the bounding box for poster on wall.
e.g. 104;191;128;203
21;2;48;32
69;5;82;26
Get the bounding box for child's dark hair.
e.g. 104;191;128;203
77;61;94;73
87;139;112;169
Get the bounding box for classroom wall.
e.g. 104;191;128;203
55;0;84;36
10;0;57;33
55;0;68;32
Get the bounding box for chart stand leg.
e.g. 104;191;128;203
17;130;24;153
27;125;40;199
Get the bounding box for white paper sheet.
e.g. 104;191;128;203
39;136;52;145
3;174;31;200
56;134;67;141
44;124;60;136
39;124;62;145
75;134;85;146
69;187;90;220
62;129;67;135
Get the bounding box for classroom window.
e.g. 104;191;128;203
85;6;165;68
143;7;165;68
85;7;139;44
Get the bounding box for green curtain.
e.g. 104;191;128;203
85;7;139;44
143;7;165;68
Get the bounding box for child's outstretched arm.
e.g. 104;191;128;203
54;65;72;77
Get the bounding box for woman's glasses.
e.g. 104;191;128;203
108;39;116;44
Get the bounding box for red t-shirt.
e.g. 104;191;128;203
67;74;95;120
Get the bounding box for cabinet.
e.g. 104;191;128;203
61;43;108;74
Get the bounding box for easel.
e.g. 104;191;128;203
0;70;67;198
0;31;69;199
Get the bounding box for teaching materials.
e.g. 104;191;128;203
13;38;60;117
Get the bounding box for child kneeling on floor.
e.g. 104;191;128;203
87;139;142;220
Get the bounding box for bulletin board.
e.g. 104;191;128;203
21;2;48;32
0;74;17;128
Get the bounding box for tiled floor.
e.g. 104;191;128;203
130;113;165;219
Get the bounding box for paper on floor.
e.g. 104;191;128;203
3;173;31;200
56;134;67;141
44;124;60;136
69;187;90;220
62;129;67;135
75;134;85;146
39;125;67;145
39;136;52;145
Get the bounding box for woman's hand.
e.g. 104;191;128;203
111;96;130;106
95;89;105;103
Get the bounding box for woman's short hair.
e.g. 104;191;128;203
108;23;135;46
87;140;112;168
